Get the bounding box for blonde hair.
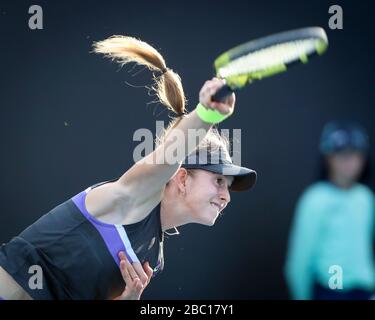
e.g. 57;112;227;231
93;35;186;118
93;35;230;157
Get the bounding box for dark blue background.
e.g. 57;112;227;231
0;0;374;299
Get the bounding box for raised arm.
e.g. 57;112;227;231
116;78;235;210
87;36;234;224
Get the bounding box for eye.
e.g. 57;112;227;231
216;177;224;186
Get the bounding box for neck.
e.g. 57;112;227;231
328;173;354;190
160;190;192;232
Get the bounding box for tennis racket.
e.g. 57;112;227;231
212;27;328;102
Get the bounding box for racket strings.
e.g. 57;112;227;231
219;39;319;77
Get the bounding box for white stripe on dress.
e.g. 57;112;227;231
115;225;140;263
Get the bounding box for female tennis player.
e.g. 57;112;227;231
0;35;256;300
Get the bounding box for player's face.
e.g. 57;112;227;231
183;170;233;226
327;150;365;185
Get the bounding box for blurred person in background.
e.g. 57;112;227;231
285;121;375;300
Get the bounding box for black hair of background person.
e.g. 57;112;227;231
0;0;374;299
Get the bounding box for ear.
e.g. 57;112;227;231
174;167;188;193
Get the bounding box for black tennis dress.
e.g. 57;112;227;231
0;179;164;299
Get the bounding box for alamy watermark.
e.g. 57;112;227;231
132;121;243;175
328;265;343;290
28;5;43;30
328;5;343;30
28;265;43;290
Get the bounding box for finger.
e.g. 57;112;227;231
206;84;228;102
212;103;230;114
120;260;132;283
202;79;225;94
200;89;225;110
123;257;140;281
134;280;144;300
134;278;144;291
212;91;235;106
223;91;235;103
212;77;226;86
144;261;153;278
127;279;144;299
120;255;148;286
118;251;127;261
129;278;143;292
143;261;154;284
119;251;139;281
206;81;226;94
131;262;149;286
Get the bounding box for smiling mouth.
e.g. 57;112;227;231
210;202;222;212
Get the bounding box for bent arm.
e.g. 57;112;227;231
88;78;234;223
117;109;212;203
115;78;234;209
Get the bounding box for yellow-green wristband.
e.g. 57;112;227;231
195;103;232;124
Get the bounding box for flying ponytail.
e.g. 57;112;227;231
93;35;186;117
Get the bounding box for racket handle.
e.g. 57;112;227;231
211;84;235;102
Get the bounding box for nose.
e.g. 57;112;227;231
219;186;231;204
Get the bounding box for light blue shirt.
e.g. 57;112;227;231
285;182;375;300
